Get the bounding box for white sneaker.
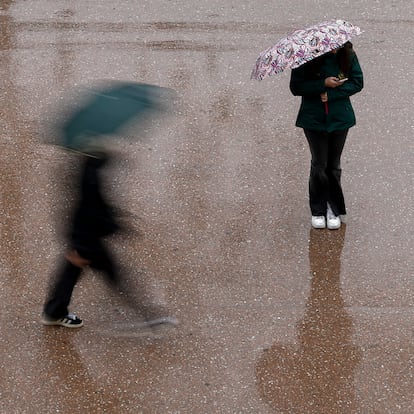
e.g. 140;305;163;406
327;204;341;230
311;216;326;229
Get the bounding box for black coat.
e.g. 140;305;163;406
70;157;119;255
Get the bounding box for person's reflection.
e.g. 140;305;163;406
256;226;362;413
41;330;120;411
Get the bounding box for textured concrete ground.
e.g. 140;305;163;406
1;1;413;413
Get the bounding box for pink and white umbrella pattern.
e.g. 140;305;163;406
251;19;362;80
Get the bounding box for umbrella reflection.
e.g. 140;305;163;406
256;226;362;413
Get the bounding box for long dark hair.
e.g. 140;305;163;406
337;41;354;76
307;41;355;78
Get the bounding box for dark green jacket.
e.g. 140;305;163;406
290;53;363;132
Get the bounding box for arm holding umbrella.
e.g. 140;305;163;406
289;67;341;96
289;65;326;97
320;54;363;114
290;53;363;115
325;54;364;102
289;67;341;114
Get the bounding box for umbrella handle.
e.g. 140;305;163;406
324;102;329;115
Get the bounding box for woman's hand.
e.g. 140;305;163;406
65;249;91;268
324;77;341;88
320;92;328;102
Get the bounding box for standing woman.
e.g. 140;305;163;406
290;42;363;229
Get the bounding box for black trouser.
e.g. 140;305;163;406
304;129;348;217
44;240;119;319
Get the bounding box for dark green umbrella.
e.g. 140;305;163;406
61;81;170;154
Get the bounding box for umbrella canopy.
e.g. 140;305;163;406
251;19;362;80
61;81;172;154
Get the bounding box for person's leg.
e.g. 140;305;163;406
88;240;119;286
89;241;178;327
326;129;348;216
88;241;142;311
304;129;329;216
43;259;82;319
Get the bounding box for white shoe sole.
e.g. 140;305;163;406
41;315;84;328
327;219;341;230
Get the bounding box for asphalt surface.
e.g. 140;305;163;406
1;1;413;413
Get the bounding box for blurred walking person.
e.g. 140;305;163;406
42;151;178;329
42;152;118;327
41;81;178;329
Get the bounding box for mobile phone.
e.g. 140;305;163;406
337;78;348;82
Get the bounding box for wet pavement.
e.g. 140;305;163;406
1;1;413;413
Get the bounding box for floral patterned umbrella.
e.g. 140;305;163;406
251;19;362;80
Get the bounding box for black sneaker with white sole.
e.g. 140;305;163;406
41;312;84;328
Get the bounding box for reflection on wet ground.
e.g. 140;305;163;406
257;227;362;413
7;21;288;34
1;1;413;412
39;330;121;412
